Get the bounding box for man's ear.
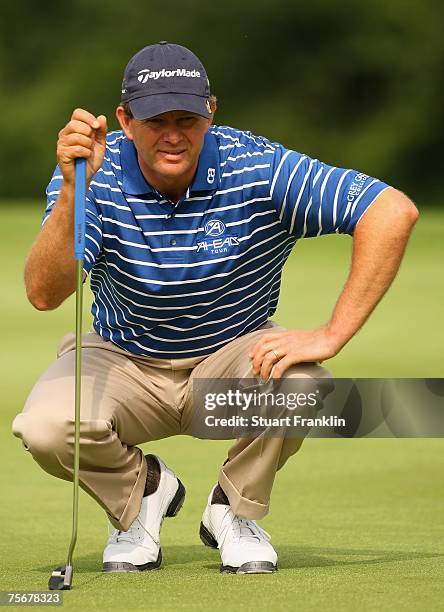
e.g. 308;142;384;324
209;97;217;124
116;106;134;141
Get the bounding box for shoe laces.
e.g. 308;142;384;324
218;507;271;547
108;516;160;547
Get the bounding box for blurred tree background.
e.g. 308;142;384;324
0;0;442;203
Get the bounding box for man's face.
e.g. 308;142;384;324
118;109;212;183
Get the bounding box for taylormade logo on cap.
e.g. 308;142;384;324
137;68;202;83
121;42;212;120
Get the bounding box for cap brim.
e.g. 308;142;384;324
128;93;211;120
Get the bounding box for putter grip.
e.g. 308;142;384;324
74;158;87;261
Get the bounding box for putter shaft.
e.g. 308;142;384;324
49;158;86;591
68;259;83;565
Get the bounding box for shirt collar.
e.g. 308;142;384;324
189;131;220;193
121;131;220;197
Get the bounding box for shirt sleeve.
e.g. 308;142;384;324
43;165;103;277
270;145;390;237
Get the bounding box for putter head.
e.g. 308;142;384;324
48;564;73;590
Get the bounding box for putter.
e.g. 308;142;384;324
48;158;86;590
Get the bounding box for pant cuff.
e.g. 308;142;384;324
108;451;147;531
219;469;269;520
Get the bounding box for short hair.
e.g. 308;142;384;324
120;101;133;118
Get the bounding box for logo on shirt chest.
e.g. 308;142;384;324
196;235;240;254
204;219;225;236
197;219;239;255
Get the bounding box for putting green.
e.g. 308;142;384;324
0;204;442;610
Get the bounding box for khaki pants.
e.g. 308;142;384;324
12;323;332;531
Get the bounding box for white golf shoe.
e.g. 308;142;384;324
200;486;278;573
102;455;185;572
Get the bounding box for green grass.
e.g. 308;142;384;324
0;204;443;610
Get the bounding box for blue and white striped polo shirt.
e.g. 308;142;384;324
44;125;390;358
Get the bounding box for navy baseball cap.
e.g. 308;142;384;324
121;41;212;120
